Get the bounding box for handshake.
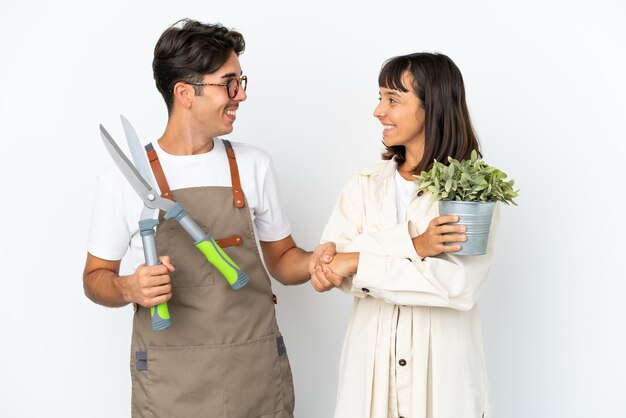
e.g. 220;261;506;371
308;242;359;292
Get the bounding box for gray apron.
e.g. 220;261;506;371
130;140;295;418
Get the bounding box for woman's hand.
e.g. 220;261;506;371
311;253;359;292
327;253;359;277
412;215;467;258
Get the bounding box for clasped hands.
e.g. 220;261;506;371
309;242;359;293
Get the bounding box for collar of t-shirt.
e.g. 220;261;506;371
394;169;418;223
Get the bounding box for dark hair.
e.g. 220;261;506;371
379;53;481;174
153;19;245;113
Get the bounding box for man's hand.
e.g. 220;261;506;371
83;253;175;308
308;242;337;275
309;242;337;292
412;215;467;258
120;256;175;307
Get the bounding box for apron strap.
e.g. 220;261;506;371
145;140;244;208
222;140;246;208
145;143;173;200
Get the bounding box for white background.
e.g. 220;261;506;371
1;0;625;417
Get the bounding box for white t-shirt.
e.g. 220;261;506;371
87;138;291;270
394;170;418;223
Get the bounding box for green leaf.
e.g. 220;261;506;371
417;153;519;204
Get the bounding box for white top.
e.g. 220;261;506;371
321;160;500;418
88;138;291;270
394;170;418;223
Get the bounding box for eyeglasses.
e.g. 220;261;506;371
186;75;247;99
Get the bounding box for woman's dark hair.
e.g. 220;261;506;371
153;19;245;113
379;53;481;174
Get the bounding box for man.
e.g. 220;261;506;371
84;19;334;417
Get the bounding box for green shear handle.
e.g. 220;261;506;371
164;202;250;289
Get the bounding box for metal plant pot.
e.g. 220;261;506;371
438;201;496;256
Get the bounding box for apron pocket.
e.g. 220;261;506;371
144;346;224;418
139;336;284;418
222;334;284;417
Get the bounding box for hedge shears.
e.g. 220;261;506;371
99;117;250;331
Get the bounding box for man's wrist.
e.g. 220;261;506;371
114;274;132;304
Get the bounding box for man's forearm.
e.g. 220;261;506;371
83;269;129;308
83;253;131;307
266;247;311;285
260;237;336;286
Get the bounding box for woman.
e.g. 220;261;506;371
313;53;499;418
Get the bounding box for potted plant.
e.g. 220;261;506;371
414;150;519;255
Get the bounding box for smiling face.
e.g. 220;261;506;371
190;50;247;138
373;71;425;152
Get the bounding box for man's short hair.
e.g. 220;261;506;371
153;19;245;113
